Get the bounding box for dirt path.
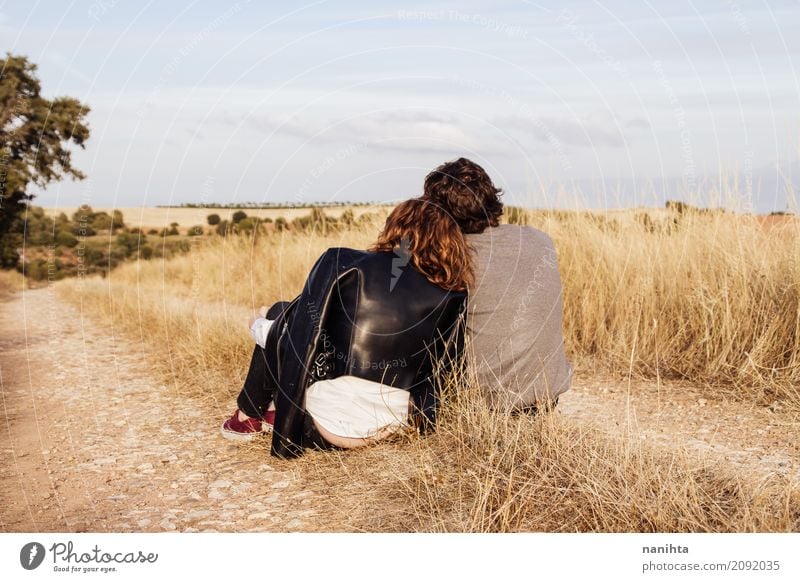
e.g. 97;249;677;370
0;288;313;532
559;376;800;480
1;289;798;533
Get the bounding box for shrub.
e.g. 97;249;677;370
116;232;147;256
236;217;256;233
232;210;248;224
112;210;125;231
55;230;79;248
207;214;221;226
187;225;205;236
25;258;49;281
71;223;96;237
292;208;337;234
110;246;128;262
70;204;93;224
216;220;230;236
91;212;113;231
84;247;105;266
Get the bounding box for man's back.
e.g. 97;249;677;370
466;224;572;411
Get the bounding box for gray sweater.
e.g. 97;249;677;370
465;224;573;410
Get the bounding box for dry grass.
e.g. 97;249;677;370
553;211;800;402
0;269;26;298
295;380;800;532
56;206;800;532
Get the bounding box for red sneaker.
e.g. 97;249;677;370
220;409;275;442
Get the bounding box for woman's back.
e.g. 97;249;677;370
321;248;465;387
271;247;466;457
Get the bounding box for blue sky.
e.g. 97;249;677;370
2;0;798;212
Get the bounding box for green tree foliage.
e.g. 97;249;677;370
0;54;90;267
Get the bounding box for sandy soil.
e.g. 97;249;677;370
1;288;798;532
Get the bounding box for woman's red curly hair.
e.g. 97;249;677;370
371;158;503;291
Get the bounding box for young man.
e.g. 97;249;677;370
425;157;573;412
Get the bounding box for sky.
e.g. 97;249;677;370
2;0;799;212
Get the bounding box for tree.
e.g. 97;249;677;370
0;54;90;267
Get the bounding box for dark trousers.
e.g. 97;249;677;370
236;300;337;450
236;344;277;419
236;301;291;419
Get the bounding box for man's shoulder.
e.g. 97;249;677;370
469;224;555;248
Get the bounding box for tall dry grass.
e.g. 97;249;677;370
295;376;800;532
56;206;800;531
541;209;800;401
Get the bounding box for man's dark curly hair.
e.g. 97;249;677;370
422;157;503;234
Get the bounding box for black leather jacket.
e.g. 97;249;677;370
267;247;467;458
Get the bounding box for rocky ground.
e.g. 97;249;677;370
0;287;313;532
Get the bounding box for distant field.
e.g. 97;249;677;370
44;205;392;230
43;204;797;231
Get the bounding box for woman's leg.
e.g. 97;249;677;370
236;300;293;418
236;345;276;418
